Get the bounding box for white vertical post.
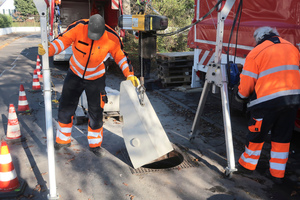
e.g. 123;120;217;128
191;49;202;88
191;0;201;88
33;0;58;199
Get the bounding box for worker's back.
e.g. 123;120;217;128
240;36;300;109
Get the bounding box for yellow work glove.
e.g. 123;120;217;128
38;43;46;55
127;76;140;87
38;42;50;56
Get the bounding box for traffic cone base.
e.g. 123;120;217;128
0;141;27;198
0;179;27;198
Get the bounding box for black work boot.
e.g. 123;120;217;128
89;147;105;157
54;142;71;151
265;170;284;185
234;164;253;175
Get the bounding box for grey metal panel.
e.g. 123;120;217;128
120;80;173;168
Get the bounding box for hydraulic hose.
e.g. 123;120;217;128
154;0;223;37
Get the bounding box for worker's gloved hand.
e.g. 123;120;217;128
38;43;46;55
235;91;249;104
127;76;140;87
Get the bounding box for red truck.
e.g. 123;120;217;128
187;0;300;129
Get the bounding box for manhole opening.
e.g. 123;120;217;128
141;150;184;169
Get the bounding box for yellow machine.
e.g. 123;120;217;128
118;13;168;31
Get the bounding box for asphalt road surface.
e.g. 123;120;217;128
0;33;299;200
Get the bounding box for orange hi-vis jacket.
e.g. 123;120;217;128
49;19;134;80
238;36;300;110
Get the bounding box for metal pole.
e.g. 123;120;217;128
220;65;236;173
33;0;58;199
140;32;144;86
190;81;211;140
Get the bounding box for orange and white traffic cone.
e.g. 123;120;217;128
36;63;43;79
31;69;41;91
17;84;32;114
0;141;27;198
36;55;41;67
4;104;25;143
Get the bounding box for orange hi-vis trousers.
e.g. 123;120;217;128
239;106;297;178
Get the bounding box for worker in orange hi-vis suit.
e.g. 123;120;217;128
234;26;300;184
38;14;139;157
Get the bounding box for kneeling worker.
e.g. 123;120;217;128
38;14;139;157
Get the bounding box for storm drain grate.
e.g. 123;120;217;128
121;144;202;174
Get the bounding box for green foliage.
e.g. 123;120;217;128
12;20;40;27
0;14;13;28
14;0;38;17
152;0;194;28
153;0;194;52
132;0;195;52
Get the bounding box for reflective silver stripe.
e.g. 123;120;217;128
103;53;111;62
18;100;27;106
84;69;105;79
56;39;65;51
88;131;100;138
259;65;299;78
270;162;286;171
271;151;289;159
118;57;127;66
85;62;102;72
58;124;72;133
241;70;258;79
241;153;258;165
72;54;86;71
245;146;262;156
56;130;71;141
70;61;83;78
0;154;12;164
72;55;104;72
51;42;59;54
88;138;102;145
32;82;40;86
248;89;300;107
0;169;17;181
238;91;248;99
19;91;25;96
122;63;129;71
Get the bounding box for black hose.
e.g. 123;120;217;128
153;0;223;37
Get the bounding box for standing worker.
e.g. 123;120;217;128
235;26;300;183
38;14;139;157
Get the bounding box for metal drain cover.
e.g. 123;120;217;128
121;144;201;174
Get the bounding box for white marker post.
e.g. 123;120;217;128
33;0;58;199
